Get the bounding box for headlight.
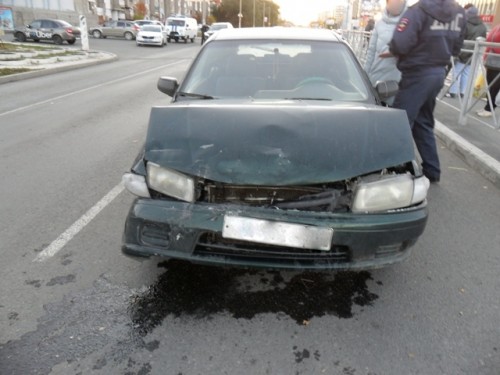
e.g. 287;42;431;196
352;174;429;213
147;162;195;202
122;173;150;198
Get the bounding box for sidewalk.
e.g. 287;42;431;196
435;92;500;189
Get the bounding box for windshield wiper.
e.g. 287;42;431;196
177;92;216;100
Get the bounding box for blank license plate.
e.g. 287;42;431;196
222;215;333;251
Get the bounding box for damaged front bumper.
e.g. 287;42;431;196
122;198;428;270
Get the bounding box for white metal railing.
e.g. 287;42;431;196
342;30;372;67
343;31;500;130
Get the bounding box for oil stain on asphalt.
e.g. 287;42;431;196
1;261;378;374
130;260;379;335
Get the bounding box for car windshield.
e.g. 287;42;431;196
181;40;371;102
142;25;161;32
168;19;185;26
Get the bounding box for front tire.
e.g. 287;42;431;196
92;30;102;39
124;32;133;41
67;39;76;45
15;32;26;42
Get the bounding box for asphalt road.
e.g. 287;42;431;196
0;38;499;375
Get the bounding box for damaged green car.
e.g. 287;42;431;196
122;27;429;270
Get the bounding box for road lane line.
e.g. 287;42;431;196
0;60;187;118
34;182;125;262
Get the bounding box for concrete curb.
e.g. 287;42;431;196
0;51;118;85
435;120;500;189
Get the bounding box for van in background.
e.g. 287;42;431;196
165;15;197;43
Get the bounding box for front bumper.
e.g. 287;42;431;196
137;38;162;46
122;198;428;270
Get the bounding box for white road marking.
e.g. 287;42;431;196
34;182;125;262
0;60;187;118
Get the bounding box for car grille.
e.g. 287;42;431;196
205;184;349;212
194;232;350;264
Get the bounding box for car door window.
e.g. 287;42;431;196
30;20;42;29
117;21;125;28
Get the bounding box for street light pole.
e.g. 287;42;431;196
253;0;255;27
238;0;242;28
263;1;265;26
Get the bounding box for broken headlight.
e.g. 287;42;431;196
352;174;429;213
146;162;196;202
122;173;151;198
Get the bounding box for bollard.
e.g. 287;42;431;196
80;15;89;52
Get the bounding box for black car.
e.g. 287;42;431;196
14;19;80;45
121;27;430;270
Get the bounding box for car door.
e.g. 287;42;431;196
114;21;126;37
39;20;57;41
102;21;116;37
26;20;41;40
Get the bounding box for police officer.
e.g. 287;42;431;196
389;0;466;183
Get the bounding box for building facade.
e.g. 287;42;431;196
0;0;209;29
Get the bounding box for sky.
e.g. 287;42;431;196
274;0;345;26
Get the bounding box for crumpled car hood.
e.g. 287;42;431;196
144;100;414;185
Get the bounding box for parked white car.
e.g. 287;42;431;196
165;15;197;43
136;24;167;47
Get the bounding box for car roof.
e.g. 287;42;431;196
34;18;67;23
209;27;342;42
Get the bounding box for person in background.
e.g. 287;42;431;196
447;4;487;98
389;0;465;183
200;24;209;45
477;23;500;117
364;0;407;105
364;18;375;45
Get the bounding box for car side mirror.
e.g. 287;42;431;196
26;24;32;28
157;76;179;96
375;80;399;100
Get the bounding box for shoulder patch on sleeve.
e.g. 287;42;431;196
397;17;409;32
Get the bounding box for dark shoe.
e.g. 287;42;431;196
423;170;440;183
424;174;440;183
445;93;456;98
460;93;464;98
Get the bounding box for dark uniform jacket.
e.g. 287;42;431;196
389;0;466;73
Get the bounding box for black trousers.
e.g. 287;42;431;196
484;68;500;111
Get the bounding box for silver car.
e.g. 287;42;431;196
90;20;140;40
14;19;80;45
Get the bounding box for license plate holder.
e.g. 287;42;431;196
222;215;333;251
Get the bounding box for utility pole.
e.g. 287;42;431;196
263;1;265;26
238;0;242;28
253;0;255;27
